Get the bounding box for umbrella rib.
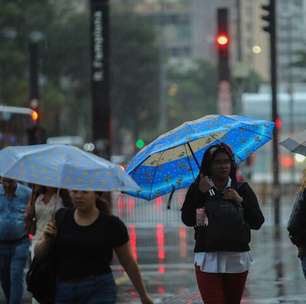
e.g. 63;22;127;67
184;144;197;181
186;143;200;169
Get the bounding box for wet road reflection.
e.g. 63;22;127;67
114;224;306;303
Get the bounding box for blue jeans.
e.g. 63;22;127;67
56;272;117;304
301;256;306;279
0;238;30;304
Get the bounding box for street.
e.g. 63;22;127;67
114;224;306;303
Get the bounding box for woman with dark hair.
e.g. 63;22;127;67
181;143;264;304
25;186;72;247
26;186;72;303
34;190;153;304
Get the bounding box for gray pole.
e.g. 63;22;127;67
286;15;295;184
29;41;39;102
159;42;167;133
236;0;242;62
270;0;281;226
158;1;167;133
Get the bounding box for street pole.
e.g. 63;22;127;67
269;0;281;226
158;1;167;134
29;40;39;102
286;15;295;185
216;8;232;115
236;0;242;62
158;42;167;134
90;0;111;160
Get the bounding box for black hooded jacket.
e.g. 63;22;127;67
181;177;265;252
287;189;306;257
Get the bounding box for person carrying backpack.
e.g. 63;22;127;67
181;143;264;304
287;176;306;279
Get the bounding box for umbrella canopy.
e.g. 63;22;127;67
126;114;274;200
280;130;306;156
0;144;139;192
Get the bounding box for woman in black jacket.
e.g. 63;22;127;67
287;179;306;279
181;143;264;304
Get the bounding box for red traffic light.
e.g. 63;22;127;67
275;117;282;130
216;33;230;48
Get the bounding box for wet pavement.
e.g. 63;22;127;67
114;224;306;303
2;201;306;303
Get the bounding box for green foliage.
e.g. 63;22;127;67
0;1;160;147
166;60;218;129
110;12;159;141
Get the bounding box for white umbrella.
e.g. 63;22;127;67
0;144;139;192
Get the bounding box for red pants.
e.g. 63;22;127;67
195;266;248;304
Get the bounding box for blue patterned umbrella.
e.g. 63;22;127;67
0;144;139;192
126;115;274;200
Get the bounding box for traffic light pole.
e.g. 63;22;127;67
29;40;39;102
216;8;232;115
269;0;281;226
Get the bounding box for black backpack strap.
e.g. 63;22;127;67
230;179;246;190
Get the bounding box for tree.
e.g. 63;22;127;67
166;59;218;129
110;12;159;153
0;2;160;149
0;0;53;106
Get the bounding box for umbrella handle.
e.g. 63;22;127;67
187;143;200;169
167;186;176;210
52;188;61;217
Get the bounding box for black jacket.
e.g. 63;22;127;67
287;189;306;257
181;179;264;252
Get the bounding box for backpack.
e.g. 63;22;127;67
26;208;67;303
202;185;250;251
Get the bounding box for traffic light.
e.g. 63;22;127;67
135;139;145;149
216;34;229;48
216;8;230;81
261;2;275;34
30;99;40;124
31;109;39;122
275;116;282;130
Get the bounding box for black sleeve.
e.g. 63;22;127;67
181;179;209;227
54;208;68;226
239;182;265;230
287;190;306;247
109;216;129;248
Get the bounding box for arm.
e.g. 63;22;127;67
114;242;153;304
25;196;35;232
239;183;264;230
34;220;57;258
181;177;209;226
